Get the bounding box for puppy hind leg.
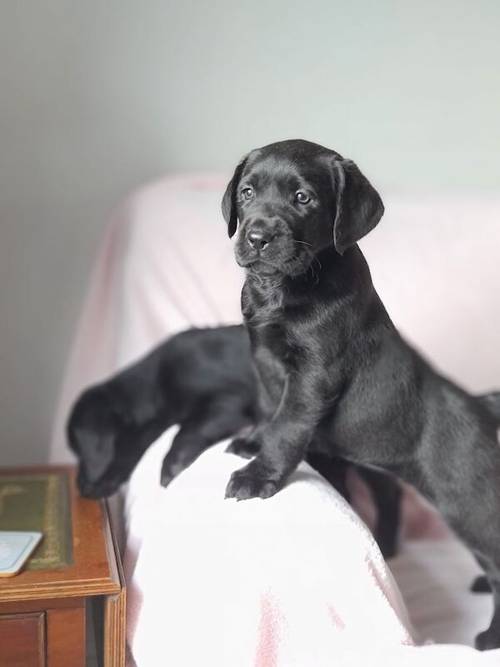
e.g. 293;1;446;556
356;467;402;560
306;454;351;503
444;488;500;649
474;561;500;650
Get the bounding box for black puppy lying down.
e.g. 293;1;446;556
68;325;403;558
221;139;500;649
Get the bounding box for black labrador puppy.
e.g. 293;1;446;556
68;325;403;559
68;327;255;499
221;139;500;650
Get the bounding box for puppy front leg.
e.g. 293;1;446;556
161;397;253;486
225;374;330;500
226;355;283;459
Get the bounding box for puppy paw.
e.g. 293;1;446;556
225;437;261;459
160;459;185;487
160;467;175;488
475;627;500;651
471;575;492;593
225;460;280;500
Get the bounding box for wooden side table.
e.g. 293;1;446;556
0;467;126;667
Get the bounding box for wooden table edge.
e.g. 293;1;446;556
0;467;122;602
103;498;127;667
0;466;127;666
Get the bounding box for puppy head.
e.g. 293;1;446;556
67;385;123;497
222;139;384;276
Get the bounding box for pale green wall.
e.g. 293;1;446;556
1;1;499;464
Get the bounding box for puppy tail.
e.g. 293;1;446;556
477;391;500;423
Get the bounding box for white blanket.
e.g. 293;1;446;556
124;432;498;666
125;435;411;666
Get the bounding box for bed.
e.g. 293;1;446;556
50;174;500;665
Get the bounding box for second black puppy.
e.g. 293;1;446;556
221;139;500;650
68;327;256;498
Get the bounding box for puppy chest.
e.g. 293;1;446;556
252;321;289;358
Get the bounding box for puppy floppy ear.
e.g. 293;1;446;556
331;158;384;255
221;156;248;238
67;388;117;483
73;429;116;483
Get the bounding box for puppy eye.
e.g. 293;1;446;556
295;191;310;204
241;187;254;200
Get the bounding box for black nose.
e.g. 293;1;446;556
247;230;272;251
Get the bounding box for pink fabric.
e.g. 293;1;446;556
49;174;500;665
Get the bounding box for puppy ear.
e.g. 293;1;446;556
331;158;384;255
66;388;116;483
74;430;116;483
221;156;248;238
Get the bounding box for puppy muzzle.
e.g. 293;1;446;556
235;217;298;272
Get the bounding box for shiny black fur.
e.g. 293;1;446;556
221;139;500;650
68;327;255;498
67;325;403;559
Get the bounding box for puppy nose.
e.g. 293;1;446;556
247;230;271;251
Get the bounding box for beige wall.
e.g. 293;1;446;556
1;1;500;464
